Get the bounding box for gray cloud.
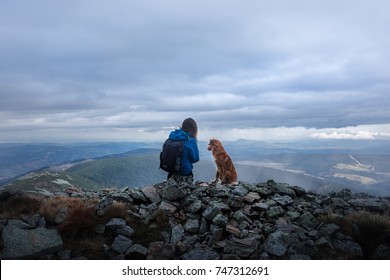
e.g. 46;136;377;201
1;0;390;141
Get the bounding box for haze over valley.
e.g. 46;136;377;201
1;140;389;196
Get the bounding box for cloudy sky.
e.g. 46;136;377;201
1;0;390;142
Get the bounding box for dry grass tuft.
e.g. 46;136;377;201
348;211;390;255
39;196;96;224
156;208;169;225
0;191;42;219
321;210;390;257
56;200;98;237
65;238;108;259
39;196;99;237
39;196;137;238
99;201;133;223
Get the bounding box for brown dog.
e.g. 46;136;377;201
207;138;238;185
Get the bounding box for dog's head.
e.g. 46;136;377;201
207;138;223;151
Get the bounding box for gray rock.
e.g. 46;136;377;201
211;226;225;242
348;198;390;212
181;246;220;260
268;182;297;198
233;211;252;223
125;244;148;259
224;237;260;258
296;212;320;229
96;196;113;216
273;194;294;206
332;239;363;257
212;214;228;227
331;198;350;209
264;231;289;257
240;182;257;191
38;217;46;228
253;202;270;211
108;192;133;204
232;186;249;196
266;179;277;187
317;223;340;238
182;235;199;249
209;185;231;197
199;218;209;235
141;185;161;204
0;220;63;259
186;200;203;213
54;207;68;224
117;225;135;237
161;177;192;201
184;219;199;234
254;186;273;196
266;206;286;219
244;192;261;203
209;201;230;212
314;207;331;216
181;194;198;207
202;205;220;220
228;195;244;208
24;214;43;228
162;185;188;201
111;235;133;255
276;218;302;233
316;237;334;249
261;199;278;210
159;201;178;215
334;189;353;198
171;224;185;244
226;225;240;236
286;211;301;220
106;218;126;230
170;174;195;187
289;185;307;196
128;189;148;202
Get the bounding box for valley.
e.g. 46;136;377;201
1;141;390;196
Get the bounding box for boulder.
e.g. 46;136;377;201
111;235;133;255
263;231;289;257
0;220;63;259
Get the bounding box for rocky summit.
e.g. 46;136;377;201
1;177;390;260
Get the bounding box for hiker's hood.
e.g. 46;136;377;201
169;128;191;141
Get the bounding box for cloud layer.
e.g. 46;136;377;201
1;0;390;141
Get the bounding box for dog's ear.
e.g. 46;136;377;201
212;138;221;146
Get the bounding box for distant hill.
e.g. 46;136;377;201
4;149;166;192
0;142;162;184
65;153;166;189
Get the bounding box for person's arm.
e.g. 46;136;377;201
188;139;199;163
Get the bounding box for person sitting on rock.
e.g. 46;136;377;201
160;118;200;181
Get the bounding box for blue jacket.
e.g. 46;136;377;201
168;128;199;175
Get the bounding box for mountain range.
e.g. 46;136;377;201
1;140;390;196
